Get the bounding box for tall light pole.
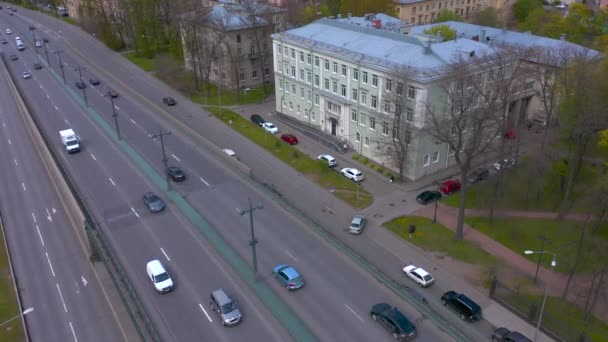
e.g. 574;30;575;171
151;129;172;190
433;181;440;223
106;91;121;140
238;198;263;278
42;40;50;65
54;50;66;84
0;307;34;328
75;66;88;106
524;250;557;342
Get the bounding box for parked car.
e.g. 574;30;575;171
75;81;86;89
341;168;364;182
402;265;434;287
441;290;482;322
440;180;461;195
108;89;119;98
89;78;100;85
348;215;366;235
554;3;567;9
317;154;337;167
250;114;265;126
33;63;42;70
1;38;7;44
143;192;165;213
146;260;174;294
272;264;304;290
467;168;489;184
492;327;532;342
493;159;515;171
223;148;237;159
9;54;18;61
5;29;11;35
22;71;32;79
167;166;186;182
416;190;441;205
262;122;278;134
162;97;176;106
369;303;417;341
280;134;298;145
209;288;242;327
35;40;42;48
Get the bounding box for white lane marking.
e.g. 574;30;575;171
46;208;53;222
114;105;120;110
69;321;78;342
109;178;116;186
8;139;11;145
32;212;37;223
36;225;45;246
160;248;171;261
130;119;137;125
198;304;213;322
81;276;88;287
46;252;55;277
21;182;27;191
130;207;140;218
90;153;96;161
199;177;209;186
64;119;69;125
2;122;4;127
56;283;68;312
46;93;50;99
14;159;18;166
284;249;297;261
55;105;59;111
171;154;180;162
344;304;364;322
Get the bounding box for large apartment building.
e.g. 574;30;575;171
394;0;509;25
271;18;595;180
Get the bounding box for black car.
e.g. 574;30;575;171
441;290;482;322
167;166;186;182
108;89;119;98
492;327;532;342
89;78;100;86
29;25;36;30
370;303;417;341
416;190;442;205
9;55;18;61
34;63;42;70
1;38;7;44
143;192;165;213
42;37;49;43
75;81;87;89
162;97;176;106
250;114;265;126
467;167;489;184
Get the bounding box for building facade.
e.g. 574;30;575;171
393;0;507;25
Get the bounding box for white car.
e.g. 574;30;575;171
341;168;364;182
35;40;43;48
317;154;337;167
5;29;11;35
403;265;434;287
22;71;32;79
493;158;515;171
262;122;278;134
554;3;567;9
146;260;174;294
223;148;237;159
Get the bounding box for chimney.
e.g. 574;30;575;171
480;28;486;43
373;19;382;29
436;31;442;42
560;34;566;41
424;41;432;54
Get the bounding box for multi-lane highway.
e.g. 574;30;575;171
0;4;500;342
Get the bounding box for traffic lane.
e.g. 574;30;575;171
188;181;452;342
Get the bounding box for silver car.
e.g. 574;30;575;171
349;215;366;234
210;289;242;326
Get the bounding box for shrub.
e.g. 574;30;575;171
383;170;394;177
292;150;300;159
352;154;360;161
374;165;384;173
361;157;369;164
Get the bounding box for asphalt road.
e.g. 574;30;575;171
1;5;496;341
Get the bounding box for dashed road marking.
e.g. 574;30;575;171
130;207;139;218
200;177;209;186
36;225;44;246
160;248;171;261
90;153;96;161
171;154;180;162
198;304;213;322
56;283;68;312
285;250;297;261
108;178;116;186
69;321;78;342
21;182;27;191
46;252;55;277
345;304;364;322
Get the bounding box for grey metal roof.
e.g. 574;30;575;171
395;0;427;4
204;4;272;31
336;13;404;31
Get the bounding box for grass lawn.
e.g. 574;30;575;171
465;217;608;274
207;107;373;209
0;225;25;341
124;52;156;72
383;216;496;266
192;83;274;106
443;157;604;212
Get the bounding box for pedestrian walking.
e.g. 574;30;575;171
389;175;394;183
409;224;416;238
343;143;348;153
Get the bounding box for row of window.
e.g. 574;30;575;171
282;101;317;121
238;67;271;82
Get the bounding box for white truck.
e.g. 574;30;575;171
60;129;80;153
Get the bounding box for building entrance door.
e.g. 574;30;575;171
330;118;337;136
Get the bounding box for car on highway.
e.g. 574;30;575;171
35;40;42;48
272;264;304;290
29;25;36;30
262;122;278;134
440;180;461;195
250;114;265;126
108;89;119;98
167;166;186;182
467;167;489;184
1;38;7;44
416;190;441;205
493;158;515;171
317;154;337;167
369;303;417;341
75;81;87;89
162;97;176;106
42;37;49;43
146;260;174;294
143;192;165;213
22;71;32;79
348;215;366;234
89;77;100;85
210;288;242;327
223;148;237;159
9;54;18;61
492;327;532;342
402;265;434;287
33;62;42;70
280;133;298;145
341;168;364;182
441;290;482;322
5;29;11;35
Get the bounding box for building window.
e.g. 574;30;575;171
311;111;315;121
382;122;389;135
448;146;455;156
371;96;377;109
307;53;311;64
307;71;311;83
370;116;376;130
324;59;330;71
299;51;304;62
353;88;358;101
386;78;392;92
372;74;378;87
360;114;366;126
239;71;245;81
264;66;270;77
304;108;308;117
300;69;304;80
353;68;359;80
423;154;430;166
432;151;439;163
333;62;338;73
327;101;341;113
314;75;320;86
292;84;296;93
289;101;293;110
237;34;241;43
362;71;368;83
300;87;305;98
384;100;391;113
252;70;258;79
297;105;300;114
332;81;338;93
525;80;534;91
356;132;361;142
307;90;312;102
284;46;289;56
408;86;416;100
341;65;347;76
314;94;319;105
314;56;320;67
291;48;295;59
341;84;346;97
397;82;403;95
284;64;288;74
361;92;367;105
351;109;357;122
277;44;282;54
291;66;295;78
405;131;411;144
406;108;414;122
324;78;329;90
279;79;283;89
285;82;289;93
364;136;369;146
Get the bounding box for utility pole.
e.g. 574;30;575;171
151;129;172;190
433;181;440;223
107;91;121;140
75;66;88;106
534;235;551;284
43;41;50;65
238;198;263;278
54;50;66;84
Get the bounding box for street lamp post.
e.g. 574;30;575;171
42;41;50;65
107;92;121;140
433;181;440;223
75;66;88;106
151;129;172;190
524;250;557;342
54;50;66;84
0;307;34;328
238;198;263;278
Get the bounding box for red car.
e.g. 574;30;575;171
281;134;298;145
440;180;461;195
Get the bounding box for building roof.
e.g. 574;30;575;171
395;0;427;4
203;2;283;31
335;13;405;31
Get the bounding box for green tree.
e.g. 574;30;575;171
339;0;397;17
513;0;542;23
423;24;457;40
599;129;608;149
519;7;563;38
327;0;342;16
434;9;462;23
301;4;331;23
475;7;501;27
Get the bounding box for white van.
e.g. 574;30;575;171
146;260;174;294
16;41;24;51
